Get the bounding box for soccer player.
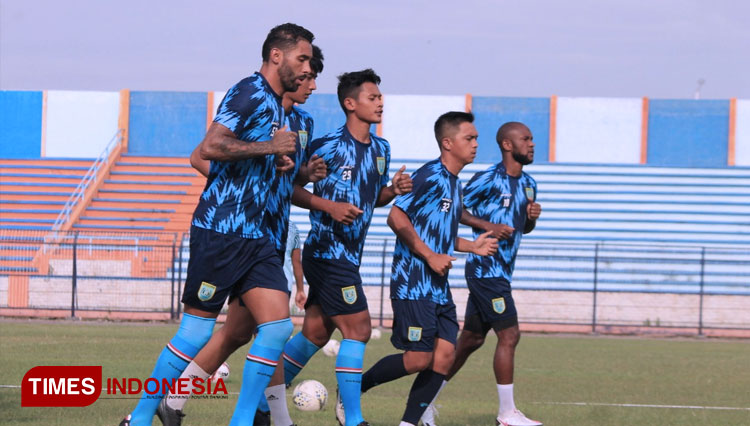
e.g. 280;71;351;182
285;221;307;312
421;121;543;426
359;111;498;426
119;23;314;426
282;69;412;426
157;47;326;426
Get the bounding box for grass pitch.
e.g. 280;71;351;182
1;319;749;425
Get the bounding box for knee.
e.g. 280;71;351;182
498;327;520;348
258;318;294;347
222;328;253;351
462;332;486;352
340;320;371;343
404;352;432;374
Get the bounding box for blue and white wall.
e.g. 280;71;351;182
1;89;748;168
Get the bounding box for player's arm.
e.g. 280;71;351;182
524;201;542;234
291;184;363;225
189;142;210;177
198;122;297;162
376;165;413;207
291;248;306;309
455;232;498;256
387;206;455;276
460;209;514;240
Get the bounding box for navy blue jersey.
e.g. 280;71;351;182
263;106;314;253
192;72;284;238
391;158;462;304
463;162;537;282
303;125;390;267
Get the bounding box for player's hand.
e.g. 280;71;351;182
295;289;307;310
473;231;499;256
426;253;456;277
327;202;363;225
391;165;413;195
487;223;514;240
527;201;542;221
270;125;297;155
275;155;295;174
306;154;327;183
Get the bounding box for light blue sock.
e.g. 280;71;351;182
229;318;293;426
336;339;366;426
258;394;270;413
283;332;321;384
130;313;215;425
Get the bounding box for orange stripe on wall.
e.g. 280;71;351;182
728;98;737;166
640;97;649;164
41;91;48;157
8;276;29;308
548;95;557;162
118;89;131;152
465;93;473;113
206;91;215;130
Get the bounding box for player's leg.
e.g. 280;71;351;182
405;302;457;426
125;227;237;426
330;309;370;426
161;298;255;419
229;240;294;426
447;292;492;380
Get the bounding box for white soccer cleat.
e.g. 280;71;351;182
496;409;542;426
335;386;346;426
420;402;439;425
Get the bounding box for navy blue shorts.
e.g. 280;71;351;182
302;254;368;316
182;226;287;313
464;277;518;332
390;299;458;352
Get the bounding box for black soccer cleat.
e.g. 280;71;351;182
118;414;131;426
157;397;186;426
253;409;271;426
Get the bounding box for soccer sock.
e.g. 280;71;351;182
335;339;366;426
258;394;270;413
130;313;215;425
265;384;293;426
165;361;210;411
498;383;516;415
401;369;446;425
420;379;448;423
229;318;293;426
282;332;321;384
361;353;408;393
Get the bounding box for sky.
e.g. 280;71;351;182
1;0;748;99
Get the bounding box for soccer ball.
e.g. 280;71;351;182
322;339;340;357
211;362;230;381
292;380;328;411
370;327;382;339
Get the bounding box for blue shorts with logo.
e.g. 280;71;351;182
390;298;458;352
182;225;288;313
302;253;368;316
464;277;518;330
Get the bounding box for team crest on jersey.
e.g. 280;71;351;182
298;130;308;149
342;286;357;304
408;327;422;342
439;198;453;213
198;282;216;301
492;297;506;314
376;157;386;175
525;187;535;201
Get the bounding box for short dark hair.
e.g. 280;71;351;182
310;45;324;76
336;69;381;112
434;111;475;148
262;23;314;62
496;122;527;149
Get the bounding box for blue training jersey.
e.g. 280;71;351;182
192;72;284;239
463;162;537;282
391;158;462;304
303;125;391;267
263;105;313;254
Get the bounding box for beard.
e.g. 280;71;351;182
278;60;300;93
512;151;533;165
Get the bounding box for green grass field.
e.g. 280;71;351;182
1;319;749;426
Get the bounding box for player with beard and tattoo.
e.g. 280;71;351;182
119;23;314;426
420;122;543;426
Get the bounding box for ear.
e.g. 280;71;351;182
441;137;452;152
269;47;283;65
343;97;357;113
500;138;512;152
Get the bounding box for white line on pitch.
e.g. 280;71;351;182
533;401;750;411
